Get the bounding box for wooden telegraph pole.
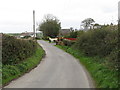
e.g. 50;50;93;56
33;10;35;39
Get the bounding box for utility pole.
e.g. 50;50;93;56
33;10;35;39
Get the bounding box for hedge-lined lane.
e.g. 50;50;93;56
5;40;94;88
56;45;118;88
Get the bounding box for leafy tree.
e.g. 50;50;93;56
70;27;74;31
81;18;95;30
39;14;61;38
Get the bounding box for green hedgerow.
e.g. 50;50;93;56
2;34;37;65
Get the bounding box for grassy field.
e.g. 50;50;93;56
2;44;45;86
56;45;118;88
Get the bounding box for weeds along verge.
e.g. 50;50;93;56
56;45;118;88
55;27;118;88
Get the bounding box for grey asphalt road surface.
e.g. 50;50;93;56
5;40;94;88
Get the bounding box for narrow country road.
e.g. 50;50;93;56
5;40;94;88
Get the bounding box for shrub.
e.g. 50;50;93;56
75;29;117;56
2;45;45;85
74;28;118;69
63;40;75;46
2;34;37;65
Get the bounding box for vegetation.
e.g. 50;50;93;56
58;30;78;46
2;34;45;86
39;14;61;38
62;39;75;46
64;30;78;38
2;44;45;85
56;45;118;88
2;34;37;65
74;27;118;70
56;25;119;88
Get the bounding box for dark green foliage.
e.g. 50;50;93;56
39;14;61;38
2;34;37;65
2;65;20;79
77;30;84;36
2;34;45;86
74;28;118;69
2;44;45;85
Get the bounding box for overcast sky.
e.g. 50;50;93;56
0;0;119;33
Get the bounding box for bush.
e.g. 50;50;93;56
2;34;37;65
63;40;75;46
75;28;117;56
2;45;45;85
74;28;118;69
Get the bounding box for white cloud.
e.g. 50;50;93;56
0;0;119;33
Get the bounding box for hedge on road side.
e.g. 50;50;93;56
74;28;118;70
56;45;118;88
2;44;45;86
2;34;37;65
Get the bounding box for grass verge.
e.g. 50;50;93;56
2;43;45;86
56;45;118;88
